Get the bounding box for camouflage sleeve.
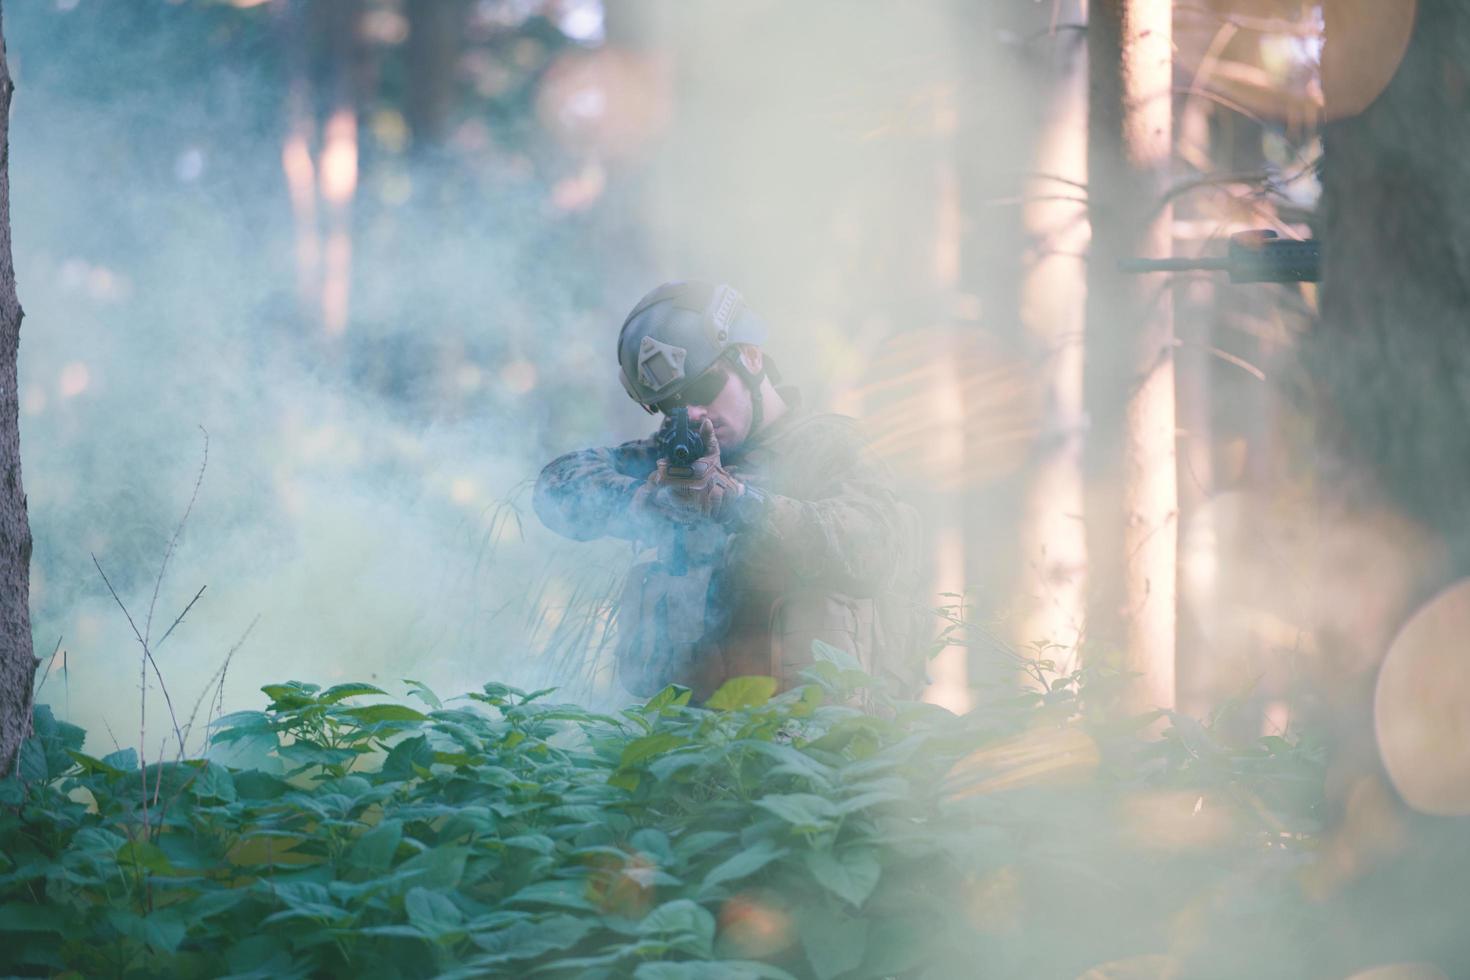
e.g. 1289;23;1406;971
729;421;913;596
533;435;660;541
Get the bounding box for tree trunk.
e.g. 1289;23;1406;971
0;6;37;778
1312;0;1470;571
1305;0;1470;815
1015;2;1089;674
405;0;461;149
1085;0;1177;710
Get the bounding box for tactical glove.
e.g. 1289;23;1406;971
632;418;745;524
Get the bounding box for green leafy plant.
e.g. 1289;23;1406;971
0;645;1348;979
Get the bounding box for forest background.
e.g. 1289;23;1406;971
3;0;1470;976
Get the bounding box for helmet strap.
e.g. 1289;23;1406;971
726;349;767;442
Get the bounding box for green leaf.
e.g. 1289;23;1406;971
635;963;798;980
0;903;68;933
468;913;595;962
706;676;778;711
382;734;434;780
102;746;141;772
673;830;735;861
643;684;693;714
752;793;838;830
233;769;291;799
832;777;909;815
277;741;357;770
803;847;881;907
619;733;690;768
348;819;403;871
17;738;46;782
211;709;272;734
340;704;428;724
66;750;124;776
507;879;598;912
208;729;282;773
638;899;716;958
192;760;237;803
503;833;557;856
403;678;443;709
405;886;464;938
699;839;787;895
398;844;468;890
860;916;928;975
648;748;710;783
629;828;675;865
319;682;389;704
105;908;188;953
797;905;868;980
116;839;174;874
260;681;321;708
810;640;863;673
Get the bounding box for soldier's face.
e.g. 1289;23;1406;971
681;368;754;451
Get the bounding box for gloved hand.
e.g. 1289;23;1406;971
632;418;744;525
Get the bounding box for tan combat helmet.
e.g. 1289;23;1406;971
616;282;769;415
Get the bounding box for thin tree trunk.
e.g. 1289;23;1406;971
0;5;37;778
405;0;461;149
1085;0;1177;710
1016;4;1089;674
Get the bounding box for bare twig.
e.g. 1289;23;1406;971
146;426;209;644
982;193;1090;209
101;718;123;755
31;635;62;698
1174;4;1322;38
1156;171;1274;212
93;554;185;764
1023;171;1089;194
155;585;207;651
180;614;259;760
1175;338;1269;382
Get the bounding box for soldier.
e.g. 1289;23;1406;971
534;281;924;701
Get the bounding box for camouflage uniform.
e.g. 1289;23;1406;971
534;388;924;700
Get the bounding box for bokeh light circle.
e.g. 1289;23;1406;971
1374;578;1470;816
1321;0;1419;120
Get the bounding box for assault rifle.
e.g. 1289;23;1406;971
1120;229;1320;283
655;407;706;576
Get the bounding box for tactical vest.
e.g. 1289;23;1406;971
612;413;926;703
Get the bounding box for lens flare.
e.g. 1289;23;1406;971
1320;0;1419;120
1074;954;1179;980
717;892;795;959
58;362;91;399
843;326;1039;493
1344;965;1450;980
945;725;1098;798
1374;579;1470;816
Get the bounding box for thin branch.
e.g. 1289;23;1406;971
1190;340;1268;382
155;585;207;651
1174;4;1323;38
1174;86;1266;125
181;614;259;760
101;719;123;755
982;193;1090;209
146;426;209;644
93;553;185;761
1023;171;1089;194
32;635;62;698
1157;171;1274;212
